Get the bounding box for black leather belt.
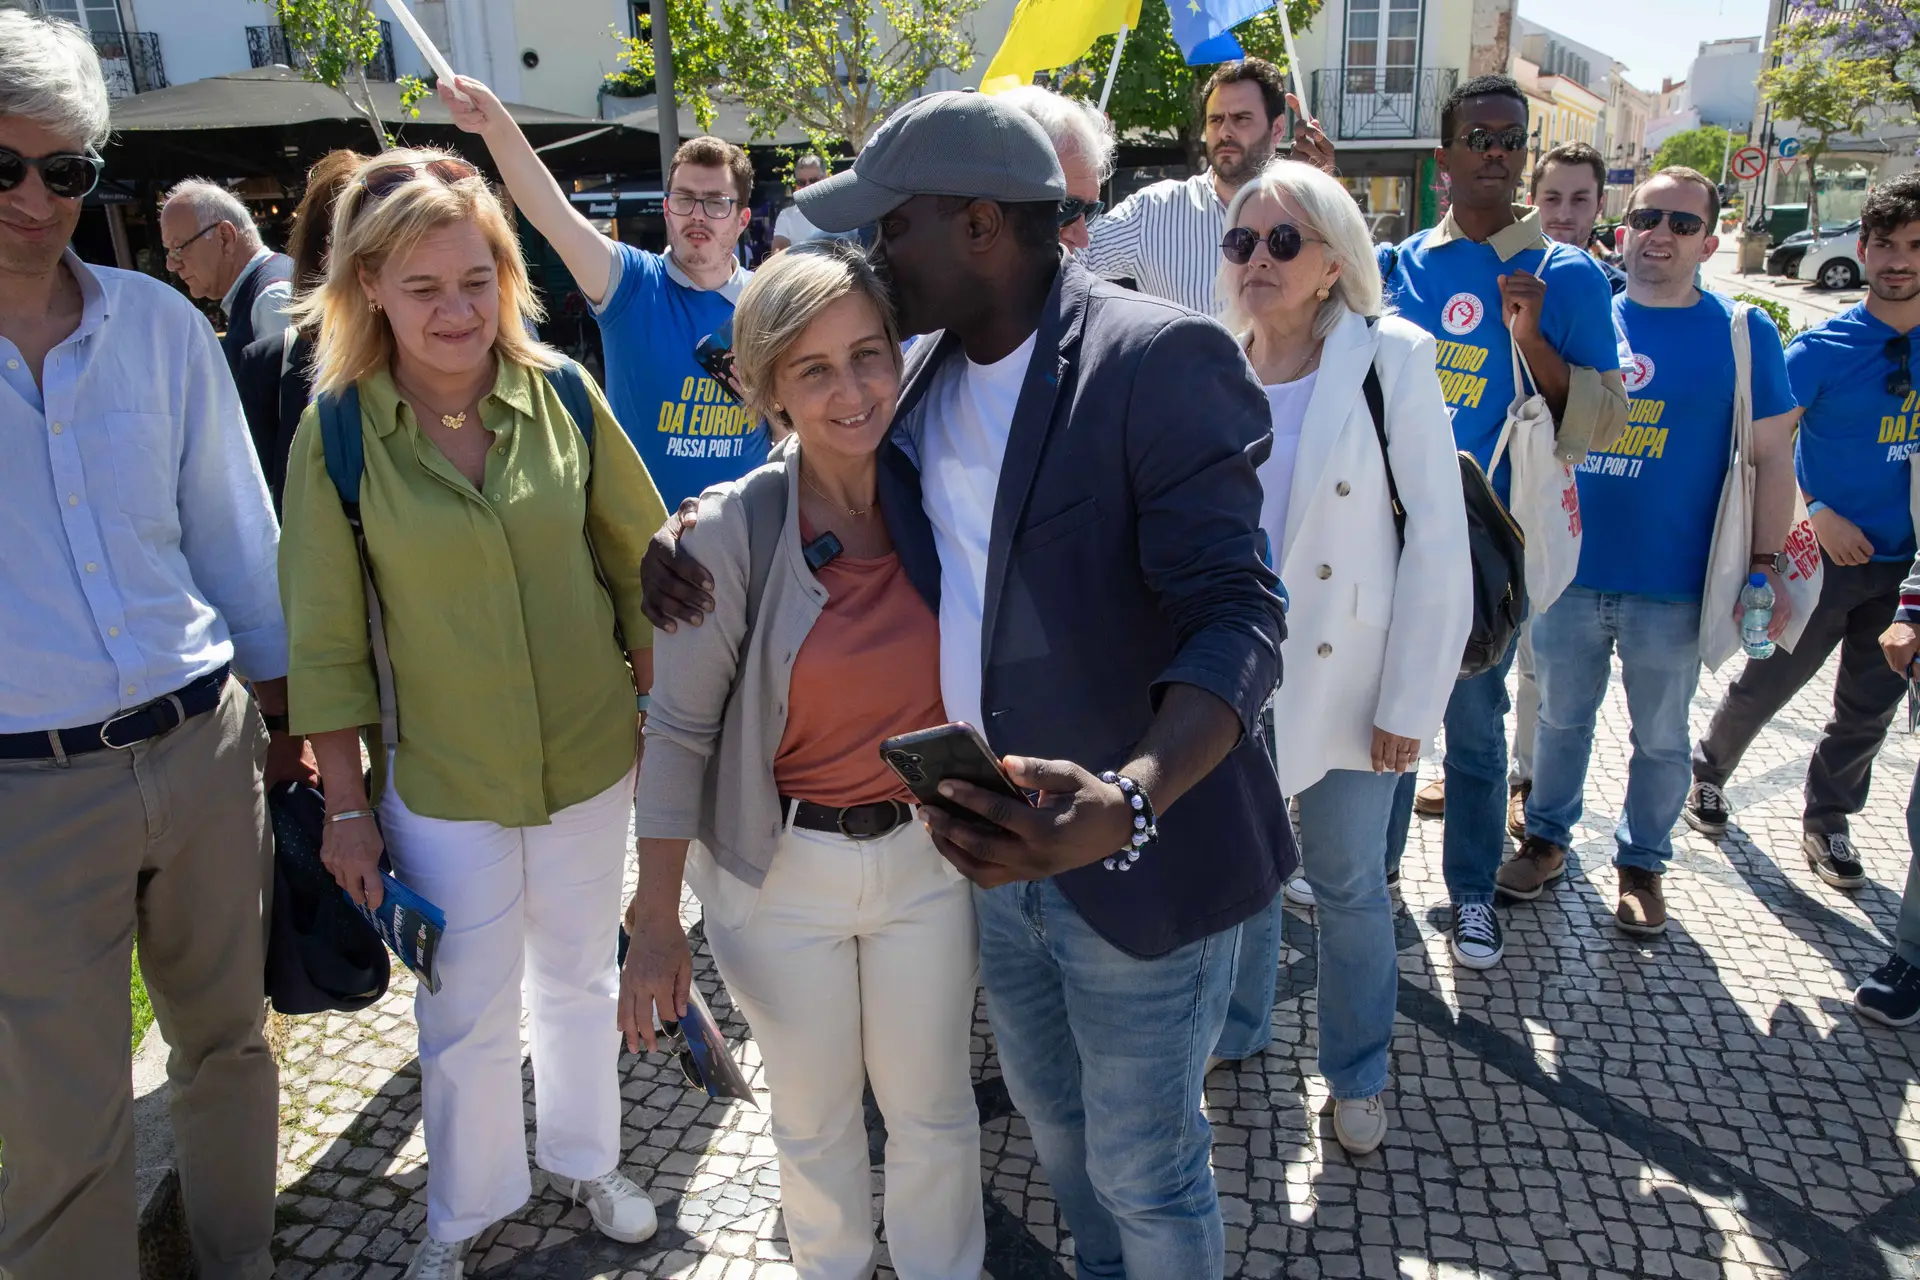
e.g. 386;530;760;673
784;796;914;840
0;665;231;761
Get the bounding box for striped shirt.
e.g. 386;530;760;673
1081;172;1227;316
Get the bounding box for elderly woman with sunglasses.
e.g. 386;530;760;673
278;149;668;1279
1217;160;1470;1154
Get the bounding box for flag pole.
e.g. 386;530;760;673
1273;1;1307;114
1097;24;1130;113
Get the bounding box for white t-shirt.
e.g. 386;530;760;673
1255;371;1317;569
774;203;822;246
919;332;1038;735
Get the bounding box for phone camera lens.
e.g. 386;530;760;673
886;750;926;784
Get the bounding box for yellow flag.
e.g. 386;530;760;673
979;0;1143;95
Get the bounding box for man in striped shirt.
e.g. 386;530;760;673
1081;57;1332;315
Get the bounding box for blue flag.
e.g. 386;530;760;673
1166;0;1268;66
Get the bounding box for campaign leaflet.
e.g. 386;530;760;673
353;874;446;995
674;983;756;1105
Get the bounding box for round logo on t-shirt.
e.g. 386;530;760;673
1623;352;1655;392
1441;292;1485;336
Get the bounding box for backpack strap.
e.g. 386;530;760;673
1361;318;1406;548
543;359;595;451
317;385;400;750
740;439;793;634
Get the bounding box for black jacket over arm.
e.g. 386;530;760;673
879;259;1296;959
234;329;314;513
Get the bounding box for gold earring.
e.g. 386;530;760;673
1315;285;1331;301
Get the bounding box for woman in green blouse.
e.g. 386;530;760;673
278;149;667;1280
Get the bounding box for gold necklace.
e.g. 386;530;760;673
801;465;874;517
441;410;467;430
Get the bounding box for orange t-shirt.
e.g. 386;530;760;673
772;521;946;808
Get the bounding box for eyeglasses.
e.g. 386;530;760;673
1626;207;1706;237
1888;335;1913;398
1451;126;1529;154
1221;222;1324;265
1059;196;1106;226
0;146;104;200
164;220;223;263
360;157;482;202
666;191;740;219
657;1019;708;1091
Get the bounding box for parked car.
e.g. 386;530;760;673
1798;229;1866;290
1768;220;1858;276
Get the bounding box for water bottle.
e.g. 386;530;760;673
1741;572;1777;659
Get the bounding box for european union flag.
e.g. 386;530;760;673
1166;0;1269;66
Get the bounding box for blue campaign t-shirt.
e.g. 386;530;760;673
1788;304;1920;562
1381;230;1622;497
1573;292;1795;598
595;243;769;510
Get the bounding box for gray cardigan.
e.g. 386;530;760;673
634;437;828;900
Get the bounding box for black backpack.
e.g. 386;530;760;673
1361;355;1527;681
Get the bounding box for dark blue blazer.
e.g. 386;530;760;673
877;259;1296;959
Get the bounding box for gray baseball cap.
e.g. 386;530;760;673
795;90;1066;232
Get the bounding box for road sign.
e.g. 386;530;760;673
1607;167;1636;185
1778;136;1802;158
1730;145;1767;180
1776;156;1801;178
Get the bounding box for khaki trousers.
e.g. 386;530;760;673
0;677;278;1280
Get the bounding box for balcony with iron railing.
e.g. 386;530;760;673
247;20;397;82
1310;67;1459;143
91;30;167;97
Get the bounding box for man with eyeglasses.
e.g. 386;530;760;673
772;153;831;252
442;77;767;510
1497;166;1800;935
0;13;299;1277
1378;73;1628;972
159;179;294;380
1688;170;1920;898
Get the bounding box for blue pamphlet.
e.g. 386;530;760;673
352;874;446;995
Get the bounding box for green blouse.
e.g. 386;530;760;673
280;359;666;827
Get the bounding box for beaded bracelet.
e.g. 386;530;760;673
1099;770;1158;871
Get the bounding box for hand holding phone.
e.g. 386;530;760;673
880;722;1031;826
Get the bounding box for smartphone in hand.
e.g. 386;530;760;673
880;722;1032;826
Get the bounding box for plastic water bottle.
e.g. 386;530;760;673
1741;572;1777;659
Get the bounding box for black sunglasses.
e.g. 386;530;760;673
1626;207;1706;237
1059;196;1106;226
1888;335;1913;398
1221;223;1324;266
0;146;104;200
1451;126;1529;154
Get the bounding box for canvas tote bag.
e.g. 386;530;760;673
1489;325;1582;614
1699;302;1824;670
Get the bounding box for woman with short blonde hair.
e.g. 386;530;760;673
621;240;986;1280
279;149;669;1279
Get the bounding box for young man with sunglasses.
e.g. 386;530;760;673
1499;167;1800;934
1688;171;1920;892
0;13;304;1277
1379;73;1629;971
441;77;767;510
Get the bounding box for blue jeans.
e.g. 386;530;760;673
1528;588;1702;872
1387;640;1518;905
1901;767;1920;969
1214;894;1279;1060
1296;769;1400;1098
974;879;1236;1280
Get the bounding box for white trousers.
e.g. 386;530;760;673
380;764;635;1241
705;817;985;1280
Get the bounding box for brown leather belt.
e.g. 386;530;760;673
783;796;914;840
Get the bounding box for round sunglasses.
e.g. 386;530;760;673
1625;207;1706;237
0;146;104;201
1221;223;1324;265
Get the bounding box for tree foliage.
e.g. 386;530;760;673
1760;15;1901;223
255;0;427;151
1775;0;1920;119
1649;125;1733;177
612;0;980;153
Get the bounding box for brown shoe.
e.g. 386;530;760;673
1616;867;1668;936
1414;776;1446;816
1507;782;1530;840
1496;835;1565;900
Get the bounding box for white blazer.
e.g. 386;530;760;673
1270;308;1472;796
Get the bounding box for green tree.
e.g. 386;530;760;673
611;0;980;153
255;0;427;152
1760;24;1895;225
1649;125;1734;178
1055;0;1324;164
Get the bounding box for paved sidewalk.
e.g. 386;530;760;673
1700;240;1864;335
267;646;1920;1280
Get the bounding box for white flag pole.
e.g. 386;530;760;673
1097;24;1130;114
1274;1;1307;116
382;0;460;93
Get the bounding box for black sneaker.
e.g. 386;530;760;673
1450;902;1505;970
1855;955;1920;1028
1803;833;1867;890
1684;781;1730;836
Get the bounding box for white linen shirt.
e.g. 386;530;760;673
0;251;288;733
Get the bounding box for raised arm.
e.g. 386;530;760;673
440;77;615;304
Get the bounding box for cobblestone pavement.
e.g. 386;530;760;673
269;650;1920;1280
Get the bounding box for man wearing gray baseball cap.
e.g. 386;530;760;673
645;90;1294;1280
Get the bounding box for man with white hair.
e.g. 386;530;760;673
996;86;1116;252
772;152;830;251
160;177;293;375
0;12;296;1278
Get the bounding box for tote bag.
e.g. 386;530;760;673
1489;328;1583;614
1699;303;1824;670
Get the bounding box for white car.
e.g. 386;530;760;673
1796;231;1864;290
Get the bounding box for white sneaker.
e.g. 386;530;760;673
402;1236;472;1280
1282;875;1315;906
559;1170;659;1244
1332;1094;1389;1155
